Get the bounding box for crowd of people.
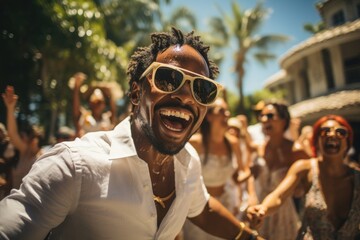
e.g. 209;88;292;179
0;27;359;239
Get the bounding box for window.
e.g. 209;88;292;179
322;49;335;89
300;69;310;99
332;10;345;26
344;56;360;85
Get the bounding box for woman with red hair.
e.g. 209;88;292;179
247;114;360;239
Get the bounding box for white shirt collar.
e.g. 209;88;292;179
108;116;192;168
108;116;138;160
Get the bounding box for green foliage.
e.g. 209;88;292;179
0;0;196;143
0;0;142;142
200;17;228;66
98;0;160;47
38;0;129;86
303;22;325;34
4;0;294;144
224;90;239;116
156;6;197;34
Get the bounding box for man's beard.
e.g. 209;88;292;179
134;107;188;155
141;120;187;155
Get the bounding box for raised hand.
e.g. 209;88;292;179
73;72;87;89
2;85;18;111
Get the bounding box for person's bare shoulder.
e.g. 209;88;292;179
293;147;311;160
291;158;315;192
289;158;313;188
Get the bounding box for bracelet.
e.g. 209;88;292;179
250;230;259;240
234;222;245;240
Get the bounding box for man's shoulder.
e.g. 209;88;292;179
62;130;113;158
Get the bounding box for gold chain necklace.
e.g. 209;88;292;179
153;189;175;208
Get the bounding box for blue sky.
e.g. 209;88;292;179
162;0;322;96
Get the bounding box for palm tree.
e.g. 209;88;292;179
202;17;229;67
97;0;161;49
217;1;289;113
303;22;325;34
157;6;197;33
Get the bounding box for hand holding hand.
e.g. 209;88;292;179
246;204;267;229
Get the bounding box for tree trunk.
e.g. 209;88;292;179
235;52;246;114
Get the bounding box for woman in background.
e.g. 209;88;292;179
247;114;360;239
252;100;309;240
182;97;250;240
71;72;117;137
2;86;44;190
227;116;257;220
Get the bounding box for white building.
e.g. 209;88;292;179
264;0;360;160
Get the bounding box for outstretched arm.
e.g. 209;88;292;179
247;160;310;228
0;144;80;239
2;86;26;153
190;196;263;239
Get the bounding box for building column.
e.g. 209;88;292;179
329;45;346;88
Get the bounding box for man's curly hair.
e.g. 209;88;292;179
126;27;219;91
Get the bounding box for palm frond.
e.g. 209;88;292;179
253;52;276;65
208;17;229;43
168;7;197;29
254;34;290;49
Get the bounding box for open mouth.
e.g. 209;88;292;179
324;139;340;152
262;124;273;133
159;109;192;132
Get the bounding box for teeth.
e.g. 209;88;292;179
160;109;190;121
163;123;182;132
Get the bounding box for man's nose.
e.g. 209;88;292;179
171;80;195;105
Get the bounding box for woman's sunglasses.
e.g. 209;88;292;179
320;126;348;139
258;113;277;121
140;62;223;106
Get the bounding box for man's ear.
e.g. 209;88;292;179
130;82;141;105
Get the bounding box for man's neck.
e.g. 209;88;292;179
130;118;171;165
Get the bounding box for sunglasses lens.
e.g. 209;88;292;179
154;67;183;92
151;65;219;105
259;113;275;121
336;128;348;138
193;78;218;105
320;127;330;137
320;127;348;139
